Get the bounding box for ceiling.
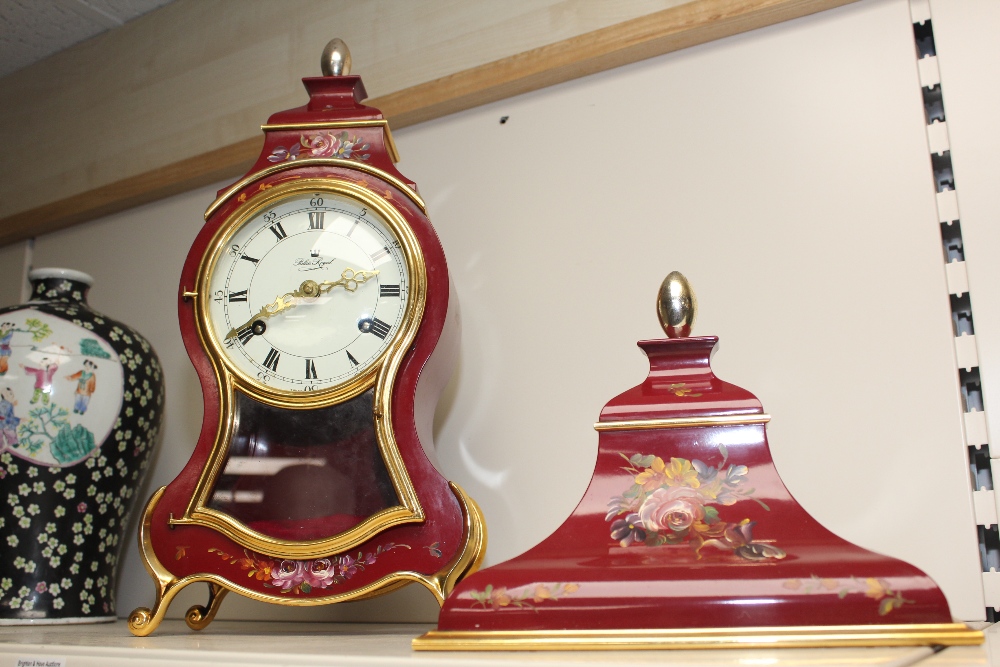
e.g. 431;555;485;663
0;0;173;79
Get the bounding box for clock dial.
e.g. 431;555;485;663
204;186;410;394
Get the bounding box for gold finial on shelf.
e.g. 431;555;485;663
657;271;697;338
321;38;352;76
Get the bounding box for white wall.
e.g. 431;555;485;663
2;0;989;623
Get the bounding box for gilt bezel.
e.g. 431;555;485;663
196;178;424;406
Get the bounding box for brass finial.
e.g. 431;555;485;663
657;271;697;338
321;38;352;76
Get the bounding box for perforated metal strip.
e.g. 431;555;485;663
909;0;997;621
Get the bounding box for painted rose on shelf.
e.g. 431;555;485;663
606;444;785;561
639;485;706;532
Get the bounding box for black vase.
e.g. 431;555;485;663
0;268;163;623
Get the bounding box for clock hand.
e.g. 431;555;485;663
290;268;379;299
223;268;379;342
224;291;297;341
311;268;380;296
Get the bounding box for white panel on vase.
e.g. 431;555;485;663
0;313;122;467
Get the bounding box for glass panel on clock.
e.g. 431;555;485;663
207;389;399;541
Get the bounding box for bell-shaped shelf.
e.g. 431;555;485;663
415;273;981;651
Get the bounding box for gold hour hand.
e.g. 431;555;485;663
224;292;296;341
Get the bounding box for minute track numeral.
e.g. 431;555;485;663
263;348;280;372
305;358;317;379
380;284;400;297
308;212;325;229
228;290;248;302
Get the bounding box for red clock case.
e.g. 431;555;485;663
128;72;484;636
416;335;982;650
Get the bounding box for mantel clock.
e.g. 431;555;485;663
129;40;485;636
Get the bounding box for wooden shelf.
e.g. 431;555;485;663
0;619;995;666
0;0;857;247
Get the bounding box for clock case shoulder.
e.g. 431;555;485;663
128;71;483;635
259;75;406;171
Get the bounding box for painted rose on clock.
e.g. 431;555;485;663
203;182;411;396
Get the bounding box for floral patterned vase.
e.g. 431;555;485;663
0;268;163;623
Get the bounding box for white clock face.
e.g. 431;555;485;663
205;188;410;393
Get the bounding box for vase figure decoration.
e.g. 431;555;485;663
0;268;164;623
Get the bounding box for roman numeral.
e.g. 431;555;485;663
237;327;254;345
346;220;359;237
370;247;390;262
360;317;391;340
308;212;325;229
370;318;391;339
228;290;248;302
305;358;317;379
263;348;280;372
380;284;400;297
346;351;359;367
240;254;260;264
269;223;288;241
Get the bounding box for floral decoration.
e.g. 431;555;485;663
236;175;302;204
268;132;371;163
666;382;702;397
21;319;52;343
469;582;579;611
606;444;784;561
209;542;408;595
782;575;914;616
